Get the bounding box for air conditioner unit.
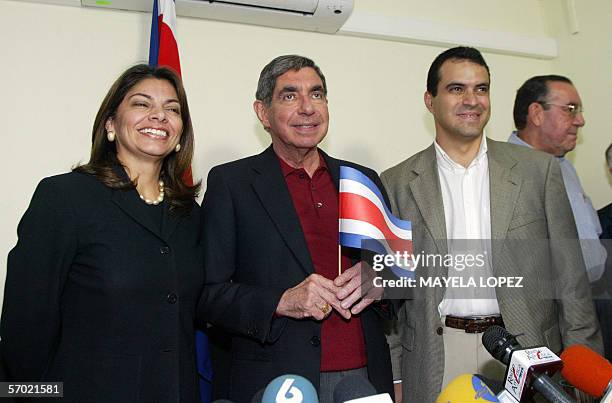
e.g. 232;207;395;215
79;0;354;34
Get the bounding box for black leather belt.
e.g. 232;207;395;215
445;315;504;333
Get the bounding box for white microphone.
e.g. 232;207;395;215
333;374;393;403
482;326;574;403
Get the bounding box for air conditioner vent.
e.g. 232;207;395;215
80;0;354;34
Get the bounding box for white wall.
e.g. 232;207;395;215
1;0;609;311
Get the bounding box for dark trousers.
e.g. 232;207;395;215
319;366;368;403
595;298;612;361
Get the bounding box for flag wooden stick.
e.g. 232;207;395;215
338;245;342;277
338;175;342;277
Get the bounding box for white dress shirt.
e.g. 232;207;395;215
435;137;501;317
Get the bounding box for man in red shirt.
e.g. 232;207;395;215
199;55;393;403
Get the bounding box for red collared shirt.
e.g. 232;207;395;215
278;153;366;371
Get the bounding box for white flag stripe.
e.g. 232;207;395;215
340;219;413;244
340;219;415;270
341;219;385;240
340;179;412;239
160;0;178;34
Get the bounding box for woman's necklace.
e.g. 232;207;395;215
139;180;165;205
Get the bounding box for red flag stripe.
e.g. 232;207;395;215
157;16;181;77
339;193;402;241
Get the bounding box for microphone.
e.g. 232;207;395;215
474;375;519;403
436;374;499;402
261;374;318;403
560;344;612;401
475;374;504;394
482;326;573;403
333;374;392;403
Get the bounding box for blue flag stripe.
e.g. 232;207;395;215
148;0;159;66
339;166;410;230
339;233;415;279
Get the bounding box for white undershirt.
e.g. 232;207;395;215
435;137;500;317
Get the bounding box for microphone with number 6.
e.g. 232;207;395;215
261;374;318;403
482;325;574;403
436;374;499;402
560;344;612;402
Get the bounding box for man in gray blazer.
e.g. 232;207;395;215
381;47;602;403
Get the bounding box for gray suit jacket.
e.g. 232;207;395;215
381;139;602;403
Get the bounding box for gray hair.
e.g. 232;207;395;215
255;55;327;106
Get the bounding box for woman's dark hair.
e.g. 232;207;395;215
74;64;200;215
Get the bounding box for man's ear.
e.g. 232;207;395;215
253;100;270;130
424;91;434;113
528;102;544;127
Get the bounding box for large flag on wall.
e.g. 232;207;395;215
149;0;181;76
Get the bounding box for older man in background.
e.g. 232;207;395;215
510;75;610;360
509;74;607;284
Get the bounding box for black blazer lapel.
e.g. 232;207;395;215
111;189;163;240
321;150;340;191
250;147;314;275
109;164;164;240
161;207;181;242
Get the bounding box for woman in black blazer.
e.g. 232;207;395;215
0;65;203;402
